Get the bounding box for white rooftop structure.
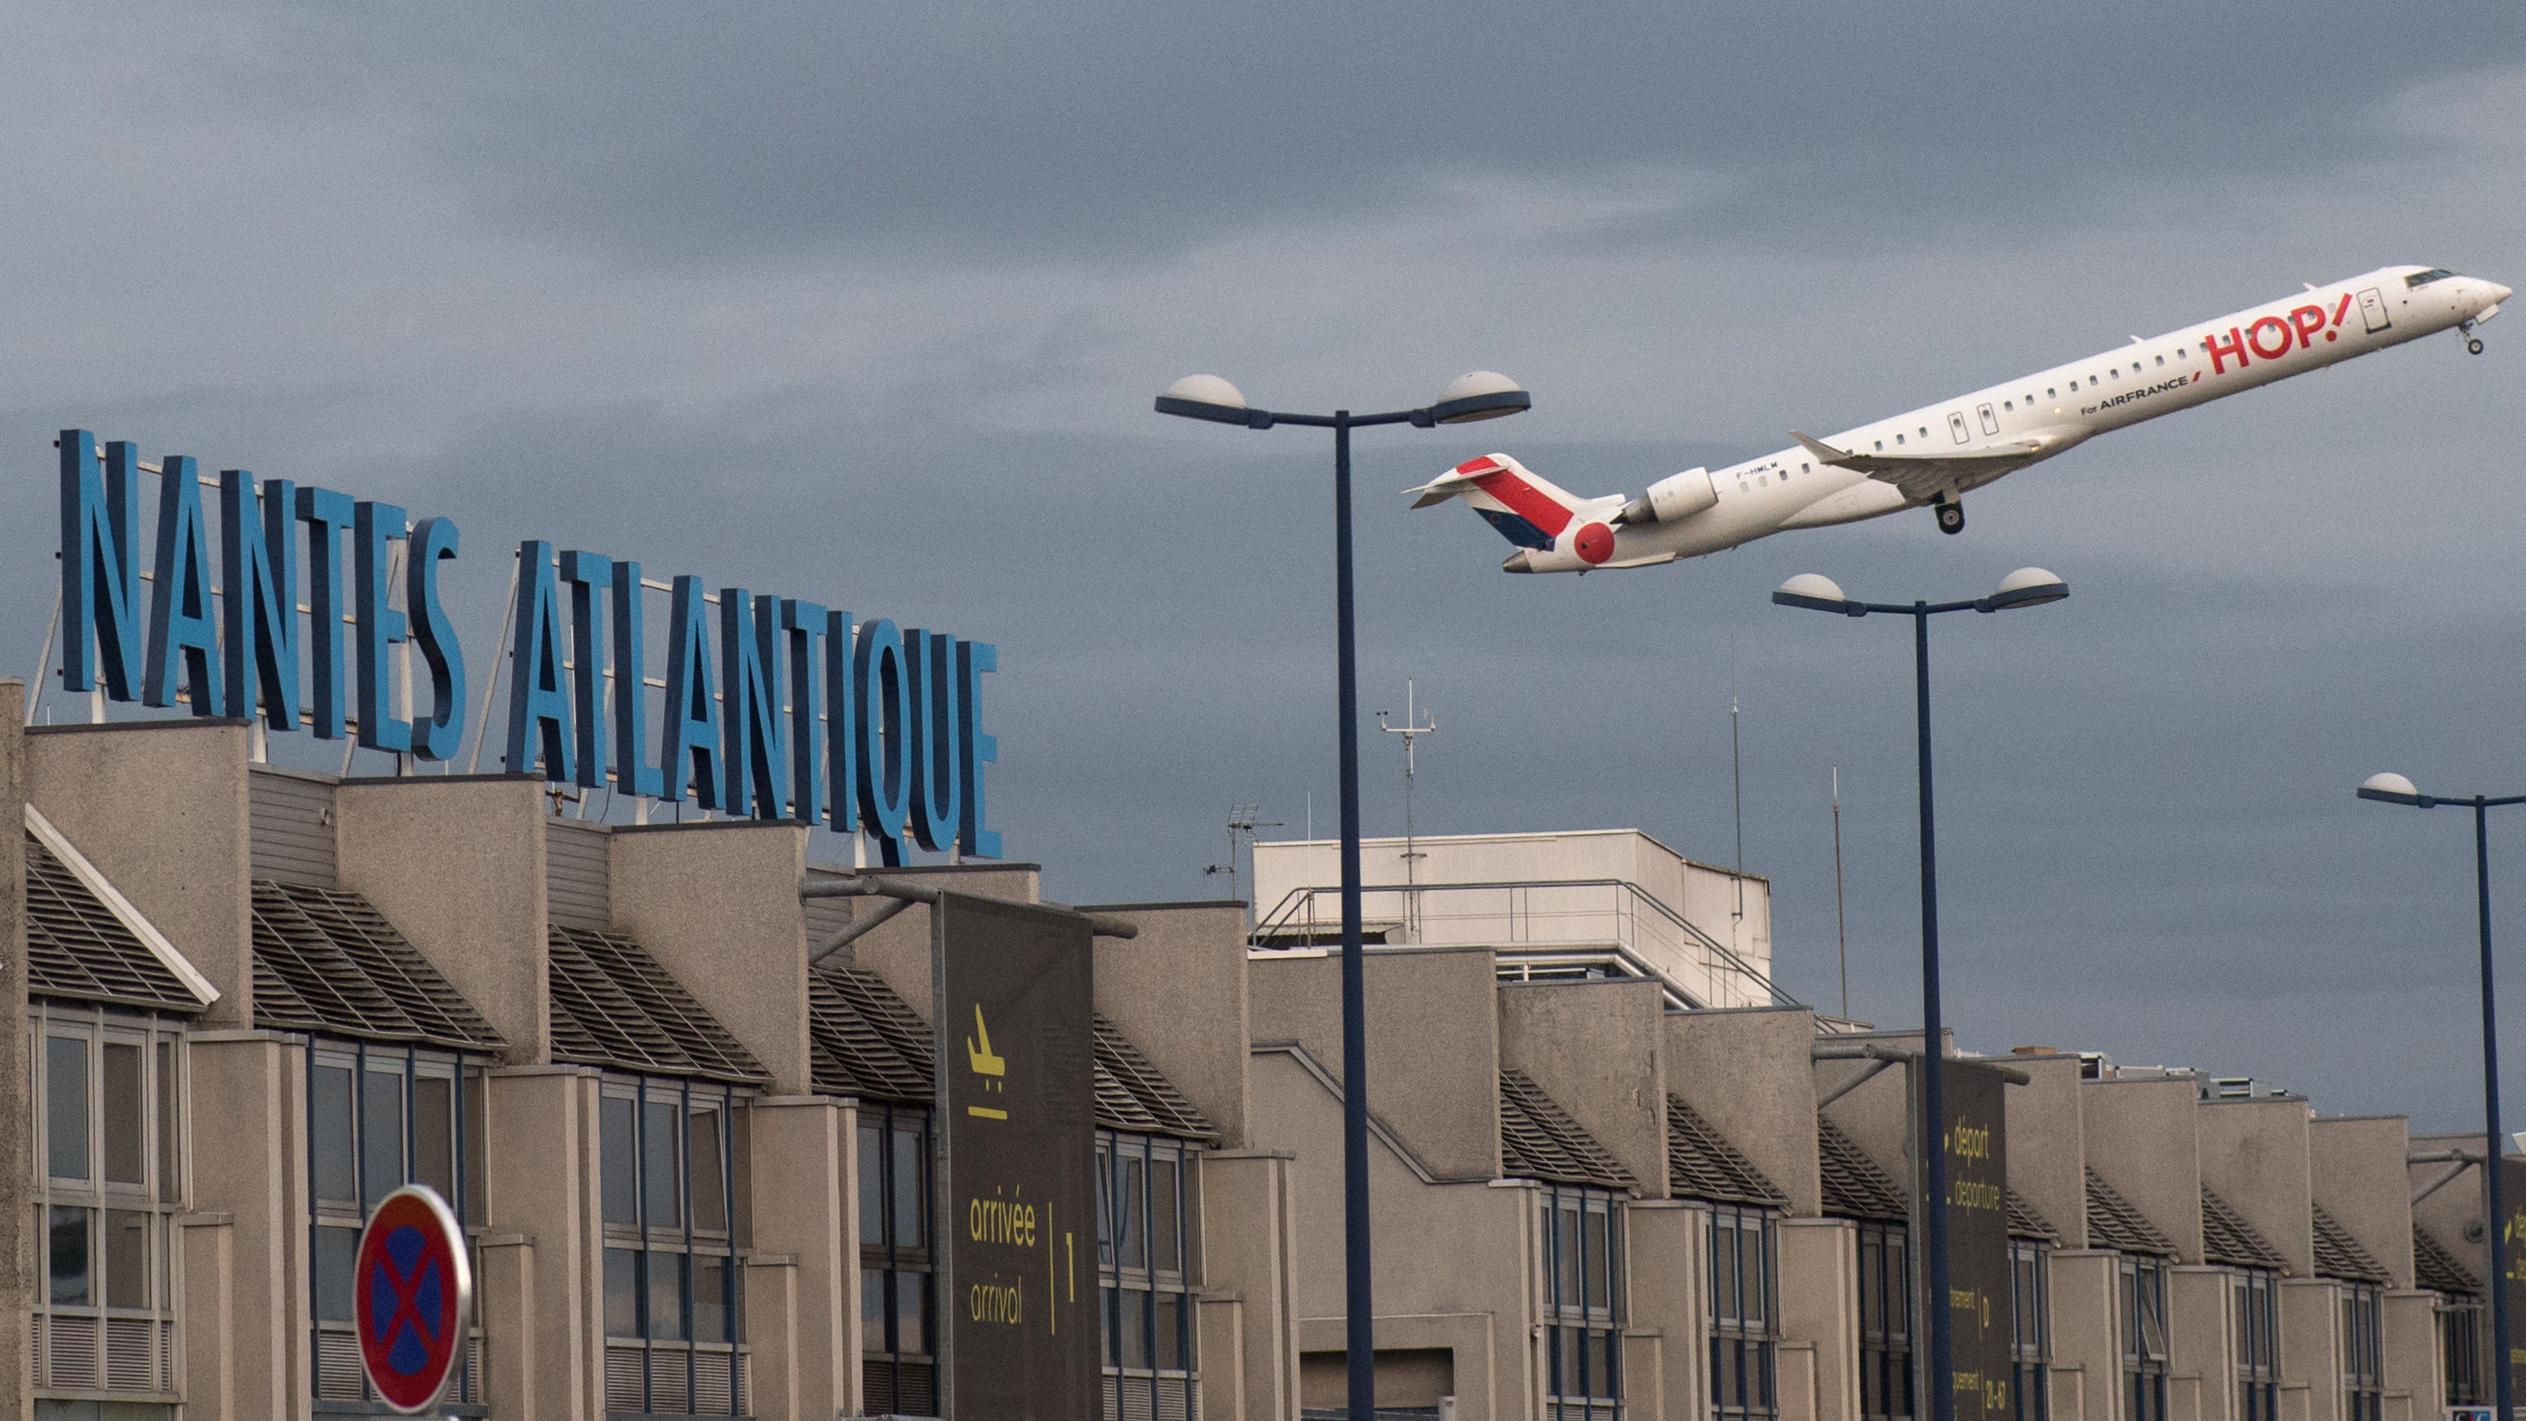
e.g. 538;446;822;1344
1249;827;1784;1010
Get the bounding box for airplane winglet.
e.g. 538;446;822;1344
1404;455;1507;508
1790;431;1857;468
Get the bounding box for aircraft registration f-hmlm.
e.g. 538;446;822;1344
1412;265;2510;572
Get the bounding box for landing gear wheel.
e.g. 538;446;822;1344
1935;501;1965;535
2468;337;2486;355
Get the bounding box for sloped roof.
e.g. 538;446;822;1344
1819;1120;1908;1224
1093;1017;1218;1144
2085;1168;2175;1257
2311;1204;2387;1284
1665;1096;1786;1208
1499;1069;1636;1191
2414;1226;2479;1296
24;825;211;1014
2200;1185;2286;1271
2007;1188;2057;1242
807;964;1218;1143
251;881;503;1050
547;926;767;1086
809;966;933;1102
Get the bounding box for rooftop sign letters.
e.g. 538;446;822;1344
55;430;997;863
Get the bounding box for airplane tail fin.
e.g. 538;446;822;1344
1405;454;1585;551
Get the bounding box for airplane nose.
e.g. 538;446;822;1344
2492;282;2514;305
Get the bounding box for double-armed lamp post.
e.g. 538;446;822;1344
1772;566;2070;1421
2354;771;2516;1420
1155;368;1529;1421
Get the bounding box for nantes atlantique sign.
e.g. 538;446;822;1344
53;431;998;864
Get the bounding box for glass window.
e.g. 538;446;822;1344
47;1036;91;1181
1540;1183;1622;1418
101;1042;144;1186
1860;1222;1912;1421
2234;1270;2279;1421
1711;1205;1779;1419
30;1011;187;1399
306;1046;485;1410
863;1103;938;1417
2119;1255;2170;1421
2339;1284;2383;1421
1099;1132;1202;1421
600;1075;749;1416
2440;1296;2486;1406
2010;1241;2050;1421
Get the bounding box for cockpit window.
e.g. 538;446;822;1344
2405;268;2456;288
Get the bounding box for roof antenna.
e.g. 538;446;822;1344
1206;803;1281;928
1378;680;1436;941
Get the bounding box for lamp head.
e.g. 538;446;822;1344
2356;772;2427;807
1979;566;2070;612
1428;370;1531;424
1772;573;1860;616
1156;374;1268;427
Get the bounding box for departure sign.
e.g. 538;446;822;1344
353;1184;473;1414
933;892;1099;1419
1934;1061;2012;1421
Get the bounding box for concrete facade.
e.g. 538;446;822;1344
2;721;2509;1421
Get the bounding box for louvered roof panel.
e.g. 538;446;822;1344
2413;1226;2479;1296
1665;1096;1787;1208
1500;1069;1635;1192
2201;1185;2286;1271
2085;1168;2176;1258
23;831;206;1013
250;881;502;1050
1819;1120;1909;1224
809;965;935;1104
547;926;768;1087
2007;1187;2057;1242
2311;1204;2387;1284
1094;1017;1218;1144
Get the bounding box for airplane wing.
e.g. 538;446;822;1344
1789;431;2048;504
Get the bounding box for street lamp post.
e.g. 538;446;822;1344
1157;369;1529;1421
2355;770;2516;1420
1772;566;2070;1421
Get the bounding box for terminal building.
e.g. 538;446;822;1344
1;697;2516;1421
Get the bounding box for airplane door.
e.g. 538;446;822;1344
1976;403;1999;436
1947;410;1971;444
2358;287;2390;333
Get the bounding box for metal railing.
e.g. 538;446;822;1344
1250;876;1800;1009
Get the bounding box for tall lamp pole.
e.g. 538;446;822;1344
1773;566;2070;1421
1156;369;1529;1421
2355;770;2516;1419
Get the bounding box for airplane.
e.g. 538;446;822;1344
1409;264;2511;572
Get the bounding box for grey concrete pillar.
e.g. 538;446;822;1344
745;1095;853;1421
185;1031;312;1421
485;1066;602;1421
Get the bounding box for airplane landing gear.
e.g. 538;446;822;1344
1934;499;1965;535
2461;320;2486;355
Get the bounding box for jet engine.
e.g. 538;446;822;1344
1611;467;1716;526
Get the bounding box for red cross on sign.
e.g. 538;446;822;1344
353;1184;474;1414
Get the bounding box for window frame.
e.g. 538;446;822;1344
1539;1183;1624;1421
597;1071;749;1418
1097;1130;1200;1421
1708;1204;1779;1421
305;1038;488;1416
2232;1268;2280;1421
29;1005;188;1404
2009;1240;2050;1421
2437;1294;2487;1406
2337;1283;2383;1421
2117;1254;2170;1421
859;1101;937;1418
1858;1221;1914;1421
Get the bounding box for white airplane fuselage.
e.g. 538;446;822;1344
1434;266;2508;572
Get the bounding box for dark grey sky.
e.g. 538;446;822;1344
6;3;2523;1127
